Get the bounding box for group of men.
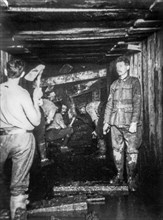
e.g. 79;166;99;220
0;56;142;219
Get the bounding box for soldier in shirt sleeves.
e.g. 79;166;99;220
0;59;42;219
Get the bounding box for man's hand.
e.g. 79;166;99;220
33;87;43;105
92;130;97;138
129;122;137;133
103;123;110;135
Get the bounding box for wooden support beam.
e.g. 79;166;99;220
0;0;8;7
28;202;87;214
53;185;128;193
13;28;127;41
41;69;107;86
105;53;123;57
150;0;163;11
128;26;161;34
110;43;141;53
134;19;163;28
6;7;146;13
5;0;154;9
3;7;150;22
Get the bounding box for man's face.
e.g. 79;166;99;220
79;106;86;114
61;105;67;115
47;110;55;124
48;92;56;101
116;61;129;77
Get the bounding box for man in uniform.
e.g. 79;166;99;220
0;58;42;219
103;56;142;191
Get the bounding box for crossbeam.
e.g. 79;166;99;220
41;69;107;87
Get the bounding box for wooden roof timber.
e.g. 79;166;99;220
134;19;163;28
0;1;162;64
128;26;162;34
41;68;107;87
5;0;154;9
13;29;127;42
13;27;156;43
1;21;135;33
2;8;151;22
150;0;163;11
0;0;8;7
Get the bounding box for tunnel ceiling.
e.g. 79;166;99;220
0;0;163;66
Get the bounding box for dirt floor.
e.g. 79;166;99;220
1;135;163;220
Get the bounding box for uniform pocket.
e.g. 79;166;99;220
124;107;133;125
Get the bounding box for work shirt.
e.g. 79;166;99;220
47;113;66;130
86;101;100;123
0;82;35;130
41;99;58;118
104;76;141;127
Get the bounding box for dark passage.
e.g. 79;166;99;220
27;139;163;220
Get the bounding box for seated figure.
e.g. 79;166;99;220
46;104;73;150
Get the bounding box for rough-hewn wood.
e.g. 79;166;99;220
53;185;128;193
0;0;160;63
28;202;87;214
150;0;163;12
41;69;107;86
0;0;8;7
128;27;161;35
130;30;163;165
13;28;127;42
0;50;9;83
134;19;163;28
6;0;154;9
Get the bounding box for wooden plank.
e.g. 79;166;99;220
134;19;163;28
29;210;87;218
0;50;9;83
156;30;163;162
3;7;150;23
6;0;154;9
41;69;107;86
147;34;155;154
0;0;8;7
150;0;163;11
13;28;127;41
6;7;147;13
128;27;161;35
53;185;128;193
28;202;87;214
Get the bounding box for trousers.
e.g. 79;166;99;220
0;132;35;200
110;125;142;179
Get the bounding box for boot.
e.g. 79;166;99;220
126;153;138;191
38;142;53;167
60;135;72;153
110;171;124;185
96;139;106;159
110;149;124;185
128;176;137;192
10;194;29;220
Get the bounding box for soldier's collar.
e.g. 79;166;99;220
119;75;129;82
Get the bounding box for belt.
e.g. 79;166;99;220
0;128;32;135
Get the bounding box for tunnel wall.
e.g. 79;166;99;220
0;51;9;83
130;30;163;170
128;31;163;198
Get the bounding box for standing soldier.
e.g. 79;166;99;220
103;56;142;191
0;58;42;219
